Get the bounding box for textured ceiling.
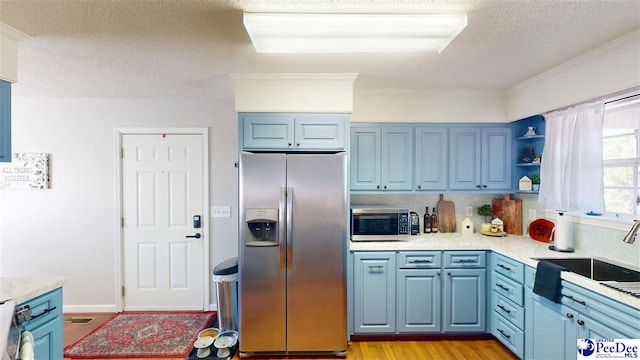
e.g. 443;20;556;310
0;0;638;99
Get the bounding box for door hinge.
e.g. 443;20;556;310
121;217;124;227
120;148;124;159
122;286;125;297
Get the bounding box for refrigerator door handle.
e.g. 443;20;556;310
286;186;293;269
279;186;286;269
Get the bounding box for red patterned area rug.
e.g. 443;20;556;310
64;311;216;359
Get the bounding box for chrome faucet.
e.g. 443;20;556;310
622;221;640;244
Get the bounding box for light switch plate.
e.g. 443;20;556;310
211;206;232;218
529;209;536;221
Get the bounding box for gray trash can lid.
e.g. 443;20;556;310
213;257;238;275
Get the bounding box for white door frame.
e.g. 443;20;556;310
114;127;210;312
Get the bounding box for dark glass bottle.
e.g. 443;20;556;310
423;207;431;234
431;207;438;233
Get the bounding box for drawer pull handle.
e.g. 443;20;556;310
563;294;586;306
15;305;57;325
497;263;512;271
497;304;511;314
566;313;574;319
410;259;433;263
368;265;384;270
32;306;57;320
497;328;511;339
577;320;585;326
496;283;510;291
454;259;476;263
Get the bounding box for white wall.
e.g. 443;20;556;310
352;89;507;123
508;29;640;120
0;97;238;312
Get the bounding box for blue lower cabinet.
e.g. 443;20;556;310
353;252;396;334
19;287;64;360
443;268;486;333
525;266;640;360
397;268;441;333
491;310;524;358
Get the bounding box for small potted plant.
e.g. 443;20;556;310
477;204;493;232
531;174;540;191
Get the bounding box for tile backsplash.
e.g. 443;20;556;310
351;193;639;267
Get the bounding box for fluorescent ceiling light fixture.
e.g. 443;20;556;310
243;12;467;53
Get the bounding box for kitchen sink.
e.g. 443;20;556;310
534;257;640;282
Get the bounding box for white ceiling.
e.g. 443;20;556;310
0;0;638;100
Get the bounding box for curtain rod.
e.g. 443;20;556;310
605;93;639;104
544;86;640;114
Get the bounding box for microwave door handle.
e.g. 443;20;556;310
286;186;293;270
279;186;286;269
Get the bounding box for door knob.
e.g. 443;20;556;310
186;233;201;239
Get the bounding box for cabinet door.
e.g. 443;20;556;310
414;126;447;191
294;114;345;150
443;268;486;333
20;287;63;360
449;127;481;190
481;127;512;190
242;113;295;149
380;127;413;190
397;269;441;333
353;252;396;333
0;80;10;162
530;294;576;360
27;316;63;360
350;127;381;191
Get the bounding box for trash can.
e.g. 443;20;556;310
213;257;238;331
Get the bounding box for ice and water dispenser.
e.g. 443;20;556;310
245;208;279;246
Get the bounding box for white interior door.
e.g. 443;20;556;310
122;134;204;310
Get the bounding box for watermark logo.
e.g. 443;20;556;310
577;339;639;359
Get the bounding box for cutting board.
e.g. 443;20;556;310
492;194;523;235
436;194;456;233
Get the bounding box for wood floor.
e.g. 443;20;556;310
63;313;518;360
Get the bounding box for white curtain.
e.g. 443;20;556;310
538;100;606;212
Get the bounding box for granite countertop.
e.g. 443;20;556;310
350;233;640;310
0;277;66;305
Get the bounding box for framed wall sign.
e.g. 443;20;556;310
0;153;49;189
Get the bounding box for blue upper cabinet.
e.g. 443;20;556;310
482;127;512;190
512;115;545;193
350;127;381;191
449;126;512;191
0;80;11;163
381;127;413;191
241;112;347;151
414;126;448;191
350;125;413;191
449;127;481;190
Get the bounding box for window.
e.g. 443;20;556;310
602;96;640;218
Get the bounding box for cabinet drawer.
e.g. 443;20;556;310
492;253;524;283
492;273;523;306
491;292;524;330
398;251;441;269
18;287;63;331
491;311;524;359
443;251;485;268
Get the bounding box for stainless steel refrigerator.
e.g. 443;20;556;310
238;152;348;356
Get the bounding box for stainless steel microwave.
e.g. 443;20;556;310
351;206;410;241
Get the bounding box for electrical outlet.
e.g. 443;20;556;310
529;209;536;221
211;206;232;218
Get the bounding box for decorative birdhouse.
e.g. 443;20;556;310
519;176;532;191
